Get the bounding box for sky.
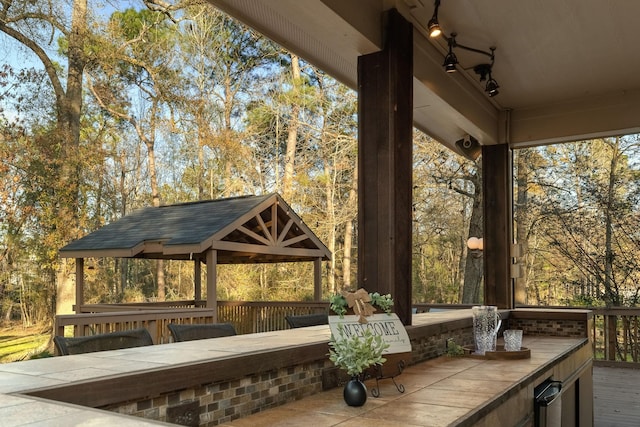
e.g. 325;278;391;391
0;0;143;70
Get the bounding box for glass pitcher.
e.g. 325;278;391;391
472;305;501;355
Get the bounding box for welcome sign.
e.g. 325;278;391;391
328;313;411;354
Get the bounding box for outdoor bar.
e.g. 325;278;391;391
0;309;592;426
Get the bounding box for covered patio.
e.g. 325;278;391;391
206;0;640;325
25;1;640;426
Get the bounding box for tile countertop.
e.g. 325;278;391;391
220;336;589;427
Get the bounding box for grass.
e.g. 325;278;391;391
0;324;53;363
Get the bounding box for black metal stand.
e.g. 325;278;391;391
370;358;406;397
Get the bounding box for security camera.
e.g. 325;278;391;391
455;134;481;160
461;135;476;149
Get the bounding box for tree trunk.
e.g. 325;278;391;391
119;154;129;293
282;54;301;201
142;107;164;300
342;163;358;291
324;160;336;294
462;167;483;304
603;138;620;305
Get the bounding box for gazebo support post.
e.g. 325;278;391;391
206;249;218;321
357;9;413;325
194;258;202;304
75;258;84;314
313;258;322;301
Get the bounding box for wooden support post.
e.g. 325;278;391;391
482;144;514;308
606;315;617;361
206;249;218;321
75;258;84;313
357;9;413;325
194;258;202;303
314;258;322;301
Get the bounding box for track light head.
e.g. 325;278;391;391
428;18;441;37
486;78;499;97
444;53;458;72
428;0;441;37
443;37;458;72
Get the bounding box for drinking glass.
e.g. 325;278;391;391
503;329;523;351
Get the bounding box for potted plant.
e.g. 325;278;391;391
328;324;390;406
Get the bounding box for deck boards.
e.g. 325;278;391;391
593;366;640;427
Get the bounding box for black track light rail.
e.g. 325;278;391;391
444;33;495;65
428;0;500;97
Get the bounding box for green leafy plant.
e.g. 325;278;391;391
330;293;349;316
369;292;394;314
446;338;465;357
328;324;390;377
329;291;394;317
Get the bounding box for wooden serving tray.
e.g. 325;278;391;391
463;345;531;360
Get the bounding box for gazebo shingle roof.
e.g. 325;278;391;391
60;193;331;264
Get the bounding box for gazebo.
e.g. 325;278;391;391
59;193;331;315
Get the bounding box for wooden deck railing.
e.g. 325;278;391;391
591;307;640;366
217;301;328;334
63;302;640;365
65;300;330;340
55;308;218;344
78;300;205;312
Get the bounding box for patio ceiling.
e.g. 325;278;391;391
206;0;640;155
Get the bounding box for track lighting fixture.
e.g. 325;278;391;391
443;35;458;73
427;0;441;38
427;1;500;97
473;60;499;96
485;77;499;97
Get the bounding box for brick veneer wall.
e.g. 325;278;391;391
409;323;475;363
507;309;592;339
104;360;331;426
508;318;587;337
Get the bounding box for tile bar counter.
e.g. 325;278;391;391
222;336;591;427
0;309;592;426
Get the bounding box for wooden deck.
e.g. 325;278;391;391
594;365;640;426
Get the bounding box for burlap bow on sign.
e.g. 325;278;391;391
344;288;376;323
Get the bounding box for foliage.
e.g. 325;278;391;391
446;338;465;357
329;292;393;317
329;293;349;316
369;292;394;314
328;325;389;376
516;137;640;306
